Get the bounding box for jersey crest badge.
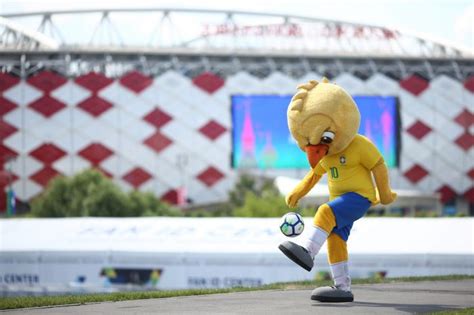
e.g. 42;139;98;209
340;156;346;165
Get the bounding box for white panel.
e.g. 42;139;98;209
153;70;193;93
70;132;92;153
431;111;464;141
430;94;464;119
431;135;465;172
101;155;134;177
120;95;154;118
431;159;465;193
23;179;43;200
399;91;435;121
214;133;231;152
161;120;210;155
3;107;45;130
120;117;155;142
98;81;136;108
366;73;400;95
403;136;435;172
154;156;183;188
51;80;91;106
332;73;368;95
53;155;92;175
119;137;156;172
27;117;67;142
4;131;42;154
79;119;119;145
399;111;417;129
225;71;266;94
3;81;43;106
262;72;298;94
430;75;464;103
99;107;135;130
10;154;43;177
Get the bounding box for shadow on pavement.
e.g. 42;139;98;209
312;301;459;313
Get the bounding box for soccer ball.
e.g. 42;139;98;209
280;212;304;237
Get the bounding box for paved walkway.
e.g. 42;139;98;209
3;280;474;314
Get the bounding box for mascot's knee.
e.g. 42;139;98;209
327;233;348;264
313;204;336;233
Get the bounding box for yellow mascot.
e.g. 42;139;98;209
278;78;397;302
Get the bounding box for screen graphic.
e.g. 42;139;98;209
231;95;399;169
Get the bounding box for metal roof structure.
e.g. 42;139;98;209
0;8;473;79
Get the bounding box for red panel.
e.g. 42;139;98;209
0;97;18;117
468;168;474;180
405;120;432;140
403;164;429;184
30;166;61;187
198;120;227;140
75;72;113;93
27;70;67;93
143;131;173;154
29;143;67;165
77;96;113;117
454;108;474;129
196;166;224;187
436;185;457;203
29;95;66;117
464;76;474;93
161;189;182;205
119;71;152;93
399;74;429;96
463;187;474;203
143;108;172;128
192;72;225;94
0;144;18;162
0;120;18;141
454;132;474;151
122;167;152;188
78;143;114;165
0;73;20;92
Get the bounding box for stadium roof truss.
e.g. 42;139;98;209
0;8;473;80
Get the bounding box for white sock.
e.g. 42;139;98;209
330;261;351;292
304;226;328;259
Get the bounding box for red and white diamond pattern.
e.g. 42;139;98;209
0;70;473;207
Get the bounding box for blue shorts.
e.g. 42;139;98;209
327;192;371;241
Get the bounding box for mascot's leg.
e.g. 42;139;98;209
311;233;354;302
278;204;335;272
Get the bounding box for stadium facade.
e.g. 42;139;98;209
0;9;473;213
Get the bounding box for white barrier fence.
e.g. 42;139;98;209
1;217;473;296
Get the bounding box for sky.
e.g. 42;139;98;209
0;0;472;50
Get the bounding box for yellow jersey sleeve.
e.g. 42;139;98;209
313;161;327;176
358;135;383;170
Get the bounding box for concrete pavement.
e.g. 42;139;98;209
3;280;474;314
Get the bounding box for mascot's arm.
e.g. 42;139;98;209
371;158;397;205
286;169;322;208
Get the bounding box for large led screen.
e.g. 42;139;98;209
231;95;399;169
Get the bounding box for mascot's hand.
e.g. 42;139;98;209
285;193;301;208
380;191;397;205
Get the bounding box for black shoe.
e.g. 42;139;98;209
311;286;354;302
278;241;314;271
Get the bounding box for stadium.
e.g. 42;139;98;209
0;7;473;309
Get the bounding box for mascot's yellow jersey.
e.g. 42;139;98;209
314;134;382;203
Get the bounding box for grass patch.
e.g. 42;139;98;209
1;274;473;310
431;307;474;314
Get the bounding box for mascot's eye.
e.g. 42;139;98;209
321;131;335;144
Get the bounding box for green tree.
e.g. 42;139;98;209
30;169;180;217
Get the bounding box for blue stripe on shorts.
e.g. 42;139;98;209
326;192;371;241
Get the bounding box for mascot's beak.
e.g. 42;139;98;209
305;144;329;168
